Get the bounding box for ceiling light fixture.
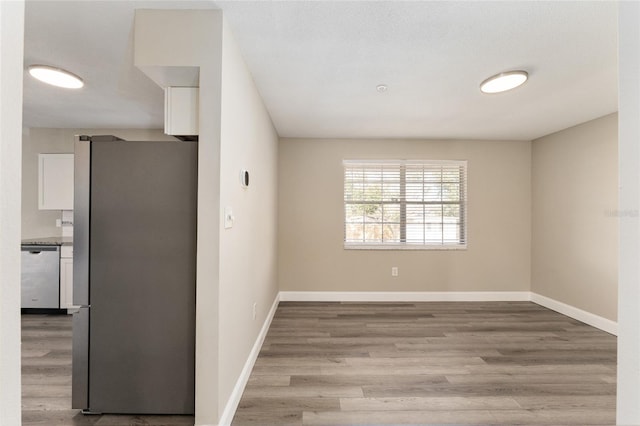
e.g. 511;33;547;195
28;65;84;89
480;70;528;94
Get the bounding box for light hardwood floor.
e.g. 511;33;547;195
231;301;617;425
22;302;617;425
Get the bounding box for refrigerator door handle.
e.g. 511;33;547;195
73;137;90;306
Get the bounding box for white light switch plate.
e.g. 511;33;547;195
224;206;234;229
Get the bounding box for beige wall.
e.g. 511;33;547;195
531;113;618;321
278;138;531;293
21;127;176;239
217;20;279;417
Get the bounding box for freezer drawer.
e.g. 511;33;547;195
21;245;60;308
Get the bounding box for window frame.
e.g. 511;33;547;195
343;159;468;250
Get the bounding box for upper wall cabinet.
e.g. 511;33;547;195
165;87;199;137
38;153;74;210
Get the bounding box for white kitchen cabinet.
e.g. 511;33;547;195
59;246;77;311
38;153;74;210
164;87;199;136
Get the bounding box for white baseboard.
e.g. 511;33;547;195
530;292;618;336
217;292;280;426
279;291;617;335
279;290;531;302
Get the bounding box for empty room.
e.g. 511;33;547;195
2;1;640;426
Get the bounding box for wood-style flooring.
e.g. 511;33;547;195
22;302;617;425
231;301;617;425
21;314;194;426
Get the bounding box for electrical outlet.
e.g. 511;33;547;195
252;302;257;320
391;267;399;277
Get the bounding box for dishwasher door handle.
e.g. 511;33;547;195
22;245;59;252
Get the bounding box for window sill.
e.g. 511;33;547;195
344;243;467;251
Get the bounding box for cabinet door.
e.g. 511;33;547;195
165;87;199;136
39;153;74;210
60;257;75;309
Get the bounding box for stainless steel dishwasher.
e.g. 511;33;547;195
21;245;60;308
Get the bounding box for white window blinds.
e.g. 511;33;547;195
343;160;467;249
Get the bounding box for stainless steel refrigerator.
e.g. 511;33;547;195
72;135;197;415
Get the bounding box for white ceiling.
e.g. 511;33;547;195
23;1;618;141
22;0;216;129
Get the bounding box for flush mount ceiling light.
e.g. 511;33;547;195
480;70;528;94
376;84;388;93
28;65;84;89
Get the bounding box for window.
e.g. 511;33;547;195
343;160;467;249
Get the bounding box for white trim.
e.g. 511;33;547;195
217;293;280;426
279;291;530;302
279;291;618;335
530;292;618;336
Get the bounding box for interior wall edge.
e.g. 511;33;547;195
617;0;640;422
0;1;24;424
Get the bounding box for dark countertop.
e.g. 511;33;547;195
22;237;73;246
